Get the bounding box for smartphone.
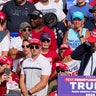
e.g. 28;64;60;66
4;68;10;75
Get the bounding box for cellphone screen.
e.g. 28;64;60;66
4;68;10;75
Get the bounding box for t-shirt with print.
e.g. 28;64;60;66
2;0;36;32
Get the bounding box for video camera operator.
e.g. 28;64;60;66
71;29;96;76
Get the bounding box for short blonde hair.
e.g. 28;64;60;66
62;55;72;63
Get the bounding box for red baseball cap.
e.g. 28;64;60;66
63;45;73;58
30;38;41;45
87;29;96;43
60;44;69;50
0;56;13;66
0;11;6;21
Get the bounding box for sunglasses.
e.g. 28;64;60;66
0;63;3;66
56;68;65;73
30;45;39;49
22;45;30;48
30;16;39;20
41;39;50;43
23;28;31;32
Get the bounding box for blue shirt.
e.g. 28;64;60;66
66;3;93;21
68;28;87;50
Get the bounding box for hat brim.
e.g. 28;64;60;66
0;60;5;64
28;14;40;19
30;43;41;45
41;37;51;40
87;36;96;43
60;47;67;50
73;17;82;20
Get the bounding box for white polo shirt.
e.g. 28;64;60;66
21;54;51;96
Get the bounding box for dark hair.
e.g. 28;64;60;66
23;39;30;43
43;12;57;28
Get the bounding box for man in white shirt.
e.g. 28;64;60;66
20;38;51;96
35;0;66;22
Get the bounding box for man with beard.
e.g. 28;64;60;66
2;0;36;33
29;9;58;51
9;22;31;73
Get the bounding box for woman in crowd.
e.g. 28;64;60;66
63;11;90;50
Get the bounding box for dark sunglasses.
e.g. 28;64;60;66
30;45;39;49
0;63;3;66
23;28;31;32
41;39;50;43
22;45;30;48
30;16;39;20
56;68;65;73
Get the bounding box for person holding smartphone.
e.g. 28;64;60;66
0;56;19;96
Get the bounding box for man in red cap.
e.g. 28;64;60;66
0;56;19;96
71;28;96;76
20;38;51;96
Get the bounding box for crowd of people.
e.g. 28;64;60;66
0;0;96;96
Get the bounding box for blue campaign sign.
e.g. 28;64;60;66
58;75;96;96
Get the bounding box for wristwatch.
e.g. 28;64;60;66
80;35;84;38
28;90;32;95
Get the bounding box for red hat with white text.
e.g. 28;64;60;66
0;56;13;66
30;38;41;45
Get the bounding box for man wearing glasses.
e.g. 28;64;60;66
16;39;32;74
20;38;51;96
9;22;31;73
40;32;61;80
28;9;58;51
